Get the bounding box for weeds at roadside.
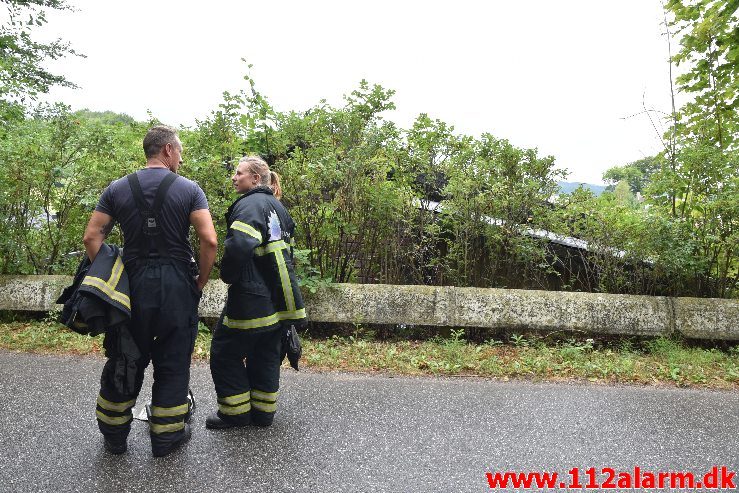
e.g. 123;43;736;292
1;320;738;390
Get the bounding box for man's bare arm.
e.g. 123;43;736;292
83;211;115;262
190;209;218;291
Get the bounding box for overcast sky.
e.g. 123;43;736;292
38;1;680;184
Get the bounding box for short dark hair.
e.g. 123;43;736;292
143;125;179;158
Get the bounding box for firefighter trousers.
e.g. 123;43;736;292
96;258;200;452
210;319;283;426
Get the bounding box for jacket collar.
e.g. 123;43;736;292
244;186;273;198
226;186;273;222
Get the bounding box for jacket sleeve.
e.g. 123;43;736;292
220;200;266;285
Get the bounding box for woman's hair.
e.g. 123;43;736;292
238;155;282;200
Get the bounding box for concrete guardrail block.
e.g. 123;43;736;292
1;276;737;340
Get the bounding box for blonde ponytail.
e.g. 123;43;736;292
270;171;282;200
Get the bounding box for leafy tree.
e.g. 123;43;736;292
442;134;565;288
277;81;406;283
666;0;739;148
603;156;660;193
0;0;81;121
612;180;639;207
0;58;732;298
651;0;739;297
0;104;143;274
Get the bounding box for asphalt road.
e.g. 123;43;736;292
0;350;737;493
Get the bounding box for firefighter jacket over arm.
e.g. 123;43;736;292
57;243;141;395
220;187;307;333
58;243;131;335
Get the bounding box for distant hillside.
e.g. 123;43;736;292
74;109;136;125
557;181;607;196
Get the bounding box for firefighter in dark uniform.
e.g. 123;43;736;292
83;125;217;457
207;155;307;429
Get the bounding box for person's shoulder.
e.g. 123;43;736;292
104;175;130;193
249;188;274;200
176;175;204;193
244;190;274;207
231;192;266;217
233;193;254;209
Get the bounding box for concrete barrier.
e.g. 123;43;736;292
1;275;738;340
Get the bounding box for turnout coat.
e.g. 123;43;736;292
57;243;131;336
57;243;141;395
219;187;307;333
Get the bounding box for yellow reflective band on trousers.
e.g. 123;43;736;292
150;403;189;417
251;389;278;413
97;394;135;413
218;392;251;415
149;421;185;434
250;389;277;402
218;392;250;406
96;410;132;426
219;401;251;415
82;255;131;309
251;400;277;413
223;308;306;331
231;221;262;241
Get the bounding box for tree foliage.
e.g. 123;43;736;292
0;0;80;121
603;156;660;193
0;104;143;273
665;0;739;147
0;50;736;298
588;0;739;298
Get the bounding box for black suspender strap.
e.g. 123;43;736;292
152;172;178;216
126;171;178;258
127;171;148;211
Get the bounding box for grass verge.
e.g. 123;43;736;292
1;321;738;389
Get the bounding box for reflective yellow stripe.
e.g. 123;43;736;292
218;392;250;406
251;401;277;413
149;421;185;434
108;256;124;290
150;403;189;417
254;240;288;256
223;309;306;331
231;221;262;241
250;389;278;403
278;308;306;321
81;256;130;308
218;401;251;415
274;248;296;312
96;410;132;426
252;240;295;311
82;276;131;309
224;313;280;330
251;389;278;413
97;395;135;413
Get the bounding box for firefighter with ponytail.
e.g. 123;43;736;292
207;155;307;429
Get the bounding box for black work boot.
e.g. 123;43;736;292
152;423;191;458
103;438;127;455
205;412;249;430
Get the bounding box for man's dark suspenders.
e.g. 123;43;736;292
127;171;178;258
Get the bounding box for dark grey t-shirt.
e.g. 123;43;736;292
95;168;209;264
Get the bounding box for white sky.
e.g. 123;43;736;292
38;0;681;184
